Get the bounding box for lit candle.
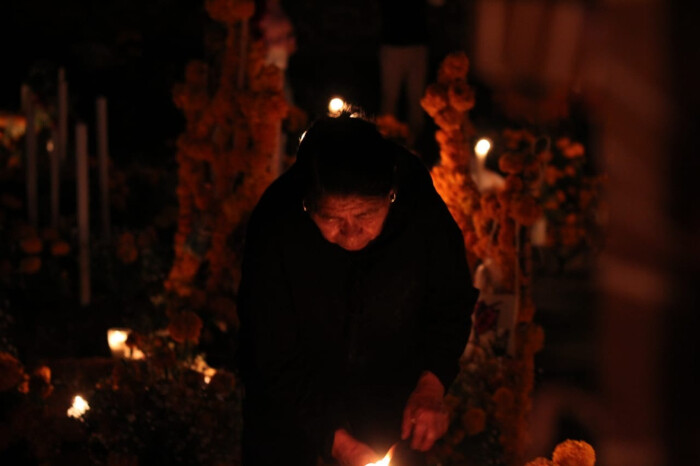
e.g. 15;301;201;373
365;444;395;466
107;328;145;359
107;328;129;358
328;97;345;117
76;123;90;306
473;137;491;190
67;395;90;419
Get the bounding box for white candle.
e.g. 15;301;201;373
96;97;111;241
25;95;38;226
50;129;60;229
58;69;68;163
76;123;91;306
473;137;491;190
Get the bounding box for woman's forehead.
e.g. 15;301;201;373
316;194;387;213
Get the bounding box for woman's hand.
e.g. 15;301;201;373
332;428;380;466
401;371;450;451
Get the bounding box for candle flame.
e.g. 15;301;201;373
67;395;90;418
474;138;492;159
328;97;346;116
365;444;395;466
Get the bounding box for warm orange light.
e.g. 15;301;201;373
365;444;395;466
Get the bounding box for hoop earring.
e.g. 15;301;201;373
302;199;309;212
389;192;397;204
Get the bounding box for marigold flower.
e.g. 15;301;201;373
525;458;554;466
116;232;138;264
462;407;487;436
448;80;475;112
499;152;526;175
438;52;470;84
421;83;449;117
206;0;255;23
511;195;542;226
29;366;53;399
19;256;42;274
20;236;43;254
434;106;463;131
51;240;71;256
168;310;204;344
563;142;585;159
0;352;25;391
552;440;595;466
492;386;515;412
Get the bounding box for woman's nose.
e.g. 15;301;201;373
339;220;360;236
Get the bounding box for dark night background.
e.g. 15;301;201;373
2;1;700;464
1;0;471;165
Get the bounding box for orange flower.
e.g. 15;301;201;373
552;440;595;466
19;257;41;274
563;142;585;159
437;52;470;84
20;237;43;254
525;458;554;466
168;310;204;344
499;152;526;175
434;106;462;131
511;195;542;226
116;232;138;264
0;352;25;391
29;366;53;399
51;241;71;256
421;83;449;117
462;407;487;436
206;0;255;23
492;387;515;412
448;80;475;112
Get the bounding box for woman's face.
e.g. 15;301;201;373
309;193;393;251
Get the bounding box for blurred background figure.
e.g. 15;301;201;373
254;0;296;101
378;0;444;147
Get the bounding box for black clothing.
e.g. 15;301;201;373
238;148;477;465
379;0;428;46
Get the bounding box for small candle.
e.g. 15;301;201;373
108;328;129;358
473;137;491;190
67;395;90;418
328;97;345;116
76;123;90;306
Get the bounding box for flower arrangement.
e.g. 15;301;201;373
423;53;603;465
525;439;596;466
165;0;286;338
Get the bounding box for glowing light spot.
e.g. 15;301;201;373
328;97;346;116
67;395;90;418
474;138;492;160
46;140;54;152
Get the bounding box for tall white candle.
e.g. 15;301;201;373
25;96;38;226
58;69;68;163
96;97;111;241
76;123;91;306
50;128;60;229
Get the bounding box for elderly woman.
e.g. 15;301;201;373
238;114;477;466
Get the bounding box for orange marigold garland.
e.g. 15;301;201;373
424;52;601;466
165;0;287;335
